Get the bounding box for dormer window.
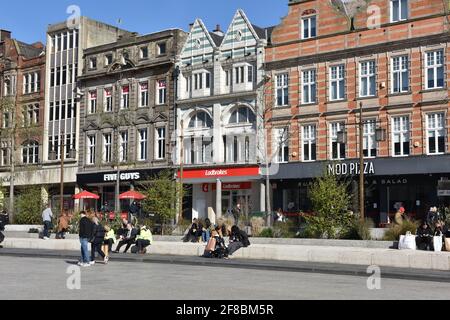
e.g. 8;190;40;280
89;57;97;70
157;42;167;55
140;47;149;59
105;54;113;66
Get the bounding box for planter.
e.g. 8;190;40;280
5;225;43;232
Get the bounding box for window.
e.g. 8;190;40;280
274;128;289;163
302;16;317;39
102;133;112;163
391;0;408;22
119;131;128;163
86;135;96;165
140;47;149;59
62;66;67;85
427;113;445;155
426;50;445;89
157;43;167;55
392;116;410;156
229;107;256;124
276;74;289;106
104;88;113;112
330;122;346;160
1;143;9;166
224;135;252;164
138;129;148;161
247;66;253;83
121;85;129;109
392;56;409;93
302;125;316;161
140;82;149;107
89;57;97;70
363;119;377;158
3;112;10;128
23;104;39;127
22;141;39;164
189;112;213;128
205;73;211;89
155;127;166;160
157;80;166;105
235;66;245;84
360;61;376;97
56;67;61;86
89;91;97;114
105;54;113;66
225;70;231;87
302;69;316;104
330;65;345;101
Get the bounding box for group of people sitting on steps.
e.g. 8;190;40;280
183;218;251;259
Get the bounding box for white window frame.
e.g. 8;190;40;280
137;128;148;161
104;88;113;112
89;57;97;70
329;65;345;101
119;131;128;163
103;133;112;163
302;15;317;40
302;124;316;162
139;82;149;107
140;47;149;59
89;90;97;114
391;55;409;94
22;141;39;164
155;127;166;160
275;73;289;107
425;50;445;90
302;69;316;104
121;85;129;109
363;119;377;158
157;80;166;105
390;0;408;23
274;127;289;164
330;122;346;160
86;134;96;165
426;113;446;155
391;116;410;157
359;61;376;97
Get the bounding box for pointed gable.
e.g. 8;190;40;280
220;9;260;59
181;19;216;67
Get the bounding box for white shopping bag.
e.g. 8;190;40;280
433;236;443;252
399;231;416;250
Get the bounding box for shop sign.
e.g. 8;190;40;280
438;190;450;196
180;167;260;179
212;182;252;191
202;184;209;193
104;172;141;182
381;179;408;185
328;162;375;176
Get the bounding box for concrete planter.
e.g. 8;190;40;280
5;225;42;232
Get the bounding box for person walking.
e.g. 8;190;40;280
56;211;70;239
41;204;53;240
103;225;116;258
78;211;94;267
394;207;405;226
90;217;107;265
227;225;251;257
135;226;153;254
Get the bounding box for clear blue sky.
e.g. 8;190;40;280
0;0;288;44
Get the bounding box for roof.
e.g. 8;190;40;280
252;24;275;40
209;32;224;47
15;40;44;59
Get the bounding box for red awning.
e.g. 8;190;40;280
73;191;100;200
119;191;146;200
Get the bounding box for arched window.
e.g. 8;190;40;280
189;111;212;129
229;107;256;124
22;140;39;164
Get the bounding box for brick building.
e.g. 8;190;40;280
265;0;450;223
0;30;45;212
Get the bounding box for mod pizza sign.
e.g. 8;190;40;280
180;167;260;179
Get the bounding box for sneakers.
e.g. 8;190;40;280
89;261;96;266
104;256;109;264
43;237;50;240
81;263;90;268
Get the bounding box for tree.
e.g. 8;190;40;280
141;170;180;235
15;186;44;225
305;168;353;239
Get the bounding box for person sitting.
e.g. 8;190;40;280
416;221;433;251
117;219;129;239
183;218;200;243
103;225;116;258
227;226;251;257
202;218;212;243
56;211;70;240
114;223;138;253
135;226;153;254
202;226;227;259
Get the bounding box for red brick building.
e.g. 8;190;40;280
0;30;45;198
265;0;450;222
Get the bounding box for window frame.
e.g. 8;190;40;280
103;133;112;163
330;122;346;160
86;134;96;165
302;15;317;40
302;124;317;162
359;61;377;97
390;0;409;23
426;112;446;155
275;73;289;107
155;127;166;160
391;55;410;94
329;65;346;101
391;115;410;157
302;69;317;104
137;128;148;161
425;50;445;90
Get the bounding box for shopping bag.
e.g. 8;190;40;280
398;231;416;250
444;238;450;252
433;236;443;252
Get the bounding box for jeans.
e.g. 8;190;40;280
80;238;90;263
91;242;105;261
227;241;244;256
202;230;211;243
43;221;52;238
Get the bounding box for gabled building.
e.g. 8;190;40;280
176;10;272;221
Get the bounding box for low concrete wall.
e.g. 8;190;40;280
3;238;449;271
5;225;42;232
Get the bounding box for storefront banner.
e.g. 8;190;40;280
211;182;252;191
179;167;260;180
328;162;375;176
104;172;141;182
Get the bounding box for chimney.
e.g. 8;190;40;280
0;30;11;41
32;42;44;50
189;23;194;30
212;24;224;37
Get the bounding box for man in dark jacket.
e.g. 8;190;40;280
90;218;107;265
114;223;138;253
227;226;251;256
416;221;433;251
78;211;94;267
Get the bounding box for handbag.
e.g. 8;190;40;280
433;236;443;252
398;231;416;250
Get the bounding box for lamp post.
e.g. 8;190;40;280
359;102;365;222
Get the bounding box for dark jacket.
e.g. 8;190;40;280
231;230;251;247
0;220;4;232
79;216;94;239
417;226;433;238
123;228;138;240
92;224;106;244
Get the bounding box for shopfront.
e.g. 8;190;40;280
272;156;450;224
179;166;263;220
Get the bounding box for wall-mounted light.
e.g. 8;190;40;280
375;128;386;142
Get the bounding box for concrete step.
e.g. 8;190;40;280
2;237;449;271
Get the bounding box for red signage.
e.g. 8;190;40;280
179;167;260;179
212;182;252;191
202;183;209;193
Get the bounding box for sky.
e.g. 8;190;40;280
0;0;288;44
